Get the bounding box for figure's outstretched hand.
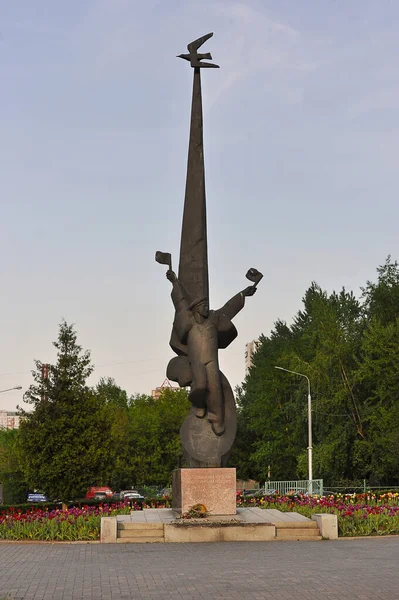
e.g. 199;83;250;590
166;269;177;284
242;285;257;297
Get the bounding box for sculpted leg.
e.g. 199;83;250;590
189;361;207;418
205;361;224;436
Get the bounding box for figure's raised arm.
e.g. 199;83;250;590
218;269;262;320
155;251;188;311
166;270;190;312
166;269;177;284
218;291;246;321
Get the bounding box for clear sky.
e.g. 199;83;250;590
1;0;398;410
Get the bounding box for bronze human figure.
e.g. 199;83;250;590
166;269;256;436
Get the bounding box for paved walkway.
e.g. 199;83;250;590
0;537;398;599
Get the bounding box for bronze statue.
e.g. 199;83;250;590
156;33;262;467
166;269;257;436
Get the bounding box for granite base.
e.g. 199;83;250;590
172;467;236;515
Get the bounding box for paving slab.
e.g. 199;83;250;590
236;507;312;523
127;509;178;523
0;538;398;599
259;508;311;522
123;507;311;525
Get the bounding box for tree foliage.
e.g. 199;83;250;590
126;388;190;486
12;346;190;501
93;379;190;489
0;429;28;504
16;321;113;502
235;257;399;486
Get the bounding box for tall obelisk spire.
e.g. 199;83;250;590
177;33;219;307
156;32;262;467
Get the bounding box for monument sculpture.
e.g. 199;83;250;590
156;33;262;470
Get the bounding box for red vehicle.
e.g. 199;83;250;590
85;486;113;500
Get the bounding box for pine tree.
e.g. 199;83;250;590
17;321;113;502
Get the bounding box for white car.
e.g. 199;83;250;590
120;490;144;501
27;493;49;502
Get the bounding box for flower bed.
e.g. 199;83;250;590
1;493;398;540
0;497;173;541
0;503;130;541
237;492;399;537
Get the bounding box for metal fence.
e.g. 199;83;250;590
264;479;323;496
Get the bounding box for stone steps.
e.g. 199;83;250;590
118;522;164;531
117;522;165;543
276;534;323;541
275;522;322;541
274;521;319;529
107;510;324;543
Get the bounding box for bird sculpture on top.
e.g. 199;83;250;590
177;32;219;68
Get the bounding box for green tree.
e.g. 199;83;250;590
17;321;113;502
294;285;365;482
354;318;399;484
236;283;366;484
0;429;28;504
96;377;129;409
362;256;399;325
91;383;190;490
355;257;399;484
234;319;306;482
235;258;399;486
126;388;190;487
94;377;130;491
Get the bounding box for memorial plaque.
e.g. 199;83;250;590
172;467;236;515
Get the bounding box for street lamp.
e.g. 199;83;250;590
275;366;312;491
0;386;22;394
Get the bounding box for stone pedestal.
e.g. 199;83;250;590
311;513;338;539
100;517;117;543
172;468;236;515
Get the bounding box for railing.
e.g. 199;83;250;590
264;479;323;496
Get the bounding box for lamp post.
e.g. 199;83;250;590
275;366;312;492
0;386;22;394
